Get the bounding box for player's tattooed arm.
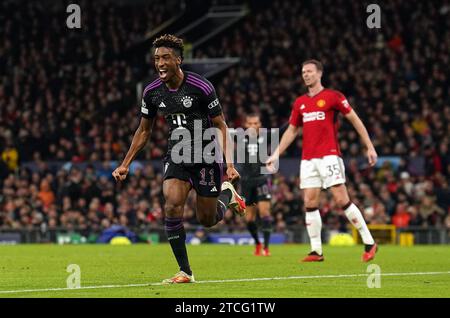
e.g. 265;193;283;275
210;114;240;182
344;109;378;167
112;117;154;181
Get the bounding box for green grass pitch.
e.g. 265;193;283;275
0;244;449;298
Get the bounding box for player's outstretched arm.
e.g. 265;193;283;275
112;117;154;181
210;114;240;182
344;109;378;167
266;124;301;171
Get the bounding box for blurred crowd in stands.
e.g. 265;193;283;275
0;0;449;233
0;161;449;233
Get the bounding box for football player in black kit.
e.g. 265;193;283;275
239;114;273;257
112;34;246;284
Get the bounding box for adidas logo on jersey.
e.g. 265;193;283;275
300;104;306;110
211;186;218;192
159;102;166;108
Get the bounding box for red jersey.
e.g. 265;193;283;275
289;88;352;160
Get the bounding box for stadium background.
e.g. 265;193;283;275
0;0;449;246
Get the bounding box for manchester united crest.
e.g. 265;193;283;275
317;99;326;108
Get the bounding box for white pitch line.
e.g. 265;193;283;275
0;271;449;295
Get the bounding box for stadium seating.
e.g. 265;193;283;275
0;0;449;241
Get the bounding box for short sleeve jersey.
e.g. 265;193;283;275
141;71;223;164
238;133;272;182
289;89;352;160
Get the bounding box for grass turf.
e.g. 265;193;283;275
0;244;449;298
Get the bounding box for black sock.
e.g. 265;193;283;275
247;221;260;245
365;244;375;252
165;217;192;276
261;216;272;249
216;189;232;222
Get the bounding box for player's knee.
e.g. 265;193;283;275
304;197;319;209
304;191;319;204
336;198;351;209
332;192;350;208
164;202;183;217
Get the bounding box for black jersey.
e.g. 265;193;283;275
141;71;223;165
238;133;271;182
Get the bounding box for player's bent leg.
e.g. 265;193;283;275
221;181;246;216
328;183;350;208
330;184;377;262
196;180;239;227
302;187;324;262
162;178;194;282
258;201;272;256
196;195;222;227
195;176;241;227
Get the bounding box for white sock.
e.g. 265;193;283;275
305;210;322;255
344;203;375;245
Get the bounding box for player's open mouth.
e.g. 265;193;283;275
159;70;168;79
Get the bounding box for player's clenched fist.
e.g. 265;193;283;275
112;165;129;181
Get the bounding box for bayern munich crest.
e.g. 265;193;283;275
181;96;193;108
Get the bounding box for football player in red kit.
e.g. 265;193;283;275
267;59;378;263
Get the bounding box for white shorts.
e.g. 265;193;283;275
300;155;346;189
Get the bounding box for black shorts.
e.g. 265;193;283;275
240;177;272;205
163;161;223;197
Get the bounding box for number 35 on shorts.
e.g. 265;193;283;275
300;155;346;189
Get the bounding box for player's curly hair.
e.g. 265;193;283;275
153;34;184;61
